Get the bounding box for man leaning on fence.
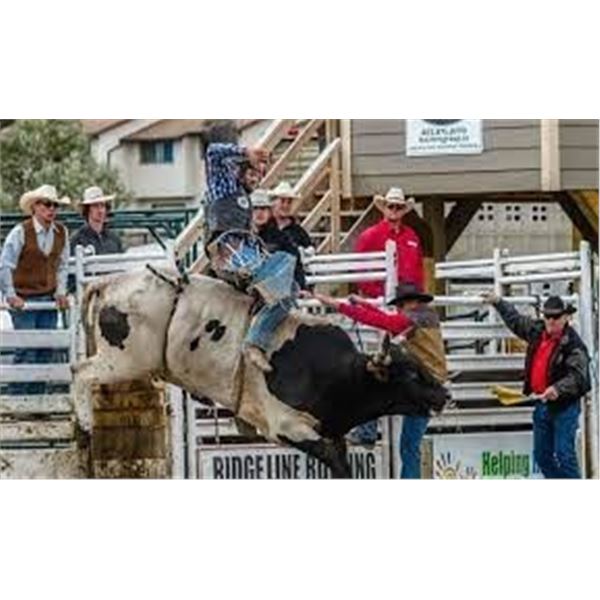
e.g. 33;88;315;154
482;293;591;479
0;184;71;395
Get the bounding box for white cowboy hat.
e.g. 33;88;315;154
81;186;116;206
19;184;71;215
374;187;416;213
251;189;273;208
268;181;300;200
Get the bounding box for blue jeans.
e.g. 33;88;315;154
8;295;61;395
246;296;296;352
213;232;298;353
400;416;430;479
533;402;581;479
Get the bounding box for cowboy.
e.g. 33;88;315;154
70;186;123;255
269;181;314;252
482;293;591;479
355;187;424;298
0;184;71;394
202;136;299;373
252;189;307;290
311;282;447;478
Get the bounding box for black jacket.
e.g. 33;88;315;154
279;219;313;250
495;299;591;410
257;220;308;289
70;224;123;256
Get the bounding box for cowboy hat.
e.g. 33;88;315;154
387;282;434;306
542;296;577;317
81;186;116;206
19;184;70;215
374;187;416;213
268;181;300;200
251;189;273;208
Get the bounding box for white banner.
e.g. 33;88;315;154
198;444;383;479
406;119;484;156
432;432;542;479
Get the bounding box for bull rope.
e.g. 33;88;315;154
146;264;187;375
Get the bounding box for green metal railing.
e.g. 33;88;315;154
0;208;199;248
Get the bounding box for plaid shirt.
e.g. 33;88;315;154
206;143;248;203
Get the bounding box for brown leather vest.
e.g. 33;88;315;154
13;218;66;297
405;328;448;384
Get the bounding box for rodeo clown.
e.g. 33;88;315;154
201;125;299;374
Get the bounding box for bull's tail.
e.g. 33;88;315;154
80;278;111;357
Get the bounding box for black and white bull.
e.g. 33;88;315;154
74;269;448;477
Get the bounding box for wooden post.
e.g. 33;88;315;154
422;198;447;296
91;380;171;479
540;119;561;191
340;119;353;199
330;126;341;253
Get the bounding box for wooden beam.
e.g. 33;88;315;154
422;198;446;295
330;133;341;253
340;120;353;199
294;138;341;198
174;211;205;260
445;199;483;252
256;119;296;153
340;199;377;252
318;234;333;254
302;189;333;231
540;119;561;191
261;119;324;188
557;192;599;249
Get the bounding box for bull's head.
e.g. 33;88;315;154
365;335;448;415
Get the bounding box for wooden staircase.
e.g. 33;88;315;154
174;119;368;270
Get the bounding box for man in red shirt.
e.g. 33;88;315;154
356;187;424;298
483;293;591;479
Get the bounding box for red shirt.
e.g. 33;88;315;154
338;302;413;336
529;332;561;394
355;219;424;298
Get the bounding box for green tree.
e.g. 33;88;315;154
0;120;129;212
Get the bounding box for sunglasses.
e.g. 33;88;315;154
386;204;407;211
544;314;564;321
39;200;59;209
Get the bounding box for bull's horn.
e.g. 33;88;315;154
374;334;393;367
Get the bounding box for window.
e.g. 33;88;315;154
140;140;174;164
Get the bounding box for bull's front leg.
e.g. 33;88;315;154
237;368;351;478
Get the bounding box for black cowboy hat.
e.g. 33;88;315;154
542;296;577;318
387;282;434;306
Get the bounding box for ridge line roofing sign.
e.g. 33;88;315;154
406;119;483;156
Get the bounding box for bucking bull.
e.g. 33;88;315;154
74;268;449;478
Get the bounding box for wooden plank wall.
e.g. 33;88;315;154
351;120;542;196
560;119;599;190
